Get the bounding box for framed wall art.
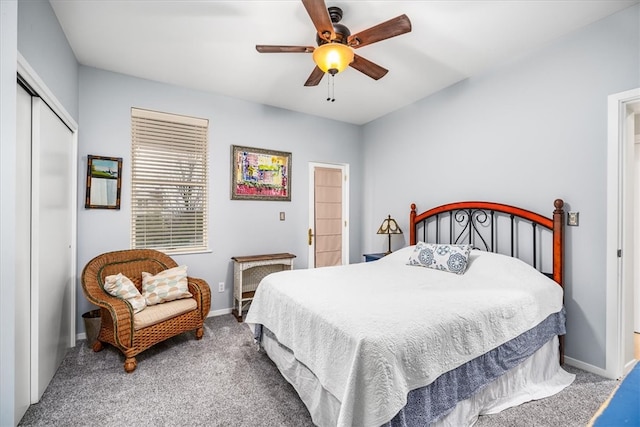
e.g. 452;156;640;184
85;155;123;209
231;145;291;201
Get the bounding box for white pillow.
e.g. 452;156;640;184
407;242;472;275
103;273;147;313
142;265;192;306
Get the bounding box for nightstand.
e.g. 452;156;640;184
363;252;386;262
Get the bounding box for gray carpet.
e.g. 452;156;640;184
19;315;617;427
475;365;618;427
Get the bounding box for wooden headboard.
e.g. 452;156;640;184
410;199;565;288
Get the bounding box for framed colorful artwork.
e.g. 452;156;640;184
85;155;123;209
231;145;291;201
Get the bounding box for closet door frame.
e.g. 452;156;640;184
17;54;78;381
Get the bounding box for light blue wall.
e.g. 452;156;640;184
17;0;79;120
76;66;364;330
362;4;640;369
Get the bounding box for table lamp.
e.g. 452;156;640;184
377;215;403;254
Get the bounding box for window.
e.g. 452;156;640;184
131;108;209;253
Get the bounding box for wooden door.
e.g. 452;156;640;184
308;163;349;268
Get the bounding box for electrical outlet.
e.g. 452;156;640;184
218;282;225;292
567;212;579;226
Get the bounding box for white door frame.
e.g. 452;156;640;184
606;87;640;379
17;55;78;353
15;81;32;422
308;162;350;268
18;53;78;348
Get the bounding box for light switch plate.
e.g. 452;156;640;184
279;212;285;221
567;212;579;226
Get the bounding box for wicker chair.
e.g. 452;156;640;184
81;249;211;373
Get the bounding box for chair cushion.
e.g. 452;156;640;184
103;273;147;313
133;298;198;330
142;265;192;305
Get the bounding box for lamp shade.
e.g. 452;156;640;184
377;215;402;235
312;43;354;75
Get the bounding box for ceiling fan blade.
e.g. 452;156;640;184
304;66;325;86
349;54;388;80
301;0;335;42
256;45;315;53
348;14;412;49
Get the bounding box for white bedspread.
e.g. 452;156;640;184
244;247;564;427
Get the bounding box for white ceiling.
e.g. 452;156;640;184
50;0;638;125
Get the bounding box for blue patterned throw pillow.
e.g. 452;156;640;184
407;242;472;274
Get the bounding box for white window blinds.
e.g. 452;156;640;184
131;108;209;253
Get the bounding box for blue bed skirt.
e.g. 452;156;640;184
255;308;566;426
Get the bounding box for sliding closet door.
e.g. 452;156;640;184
15;83;32;420
30;97;73;402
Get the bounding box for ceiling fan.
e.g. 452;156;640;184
255;0;412;87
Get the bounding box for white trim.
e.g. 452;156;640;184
17;53;78;349
308;162;350;268
17;53;78;131
606;87;640;380
564;356;609;378
207;308;233;318
29;98;42;403
308;166;314;267
564;356;609;377
342;164;350;264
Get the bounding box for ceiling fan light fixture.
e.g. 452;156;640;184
312;43;354;75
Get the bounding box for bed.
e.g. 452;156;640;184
245;199;574;427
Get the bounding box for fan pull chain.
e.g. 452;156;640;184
326;74;336;102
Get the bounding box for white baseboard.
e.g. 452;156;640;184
207;308;233;317
564;356;614;379
75;308;234;342
623;358;638;375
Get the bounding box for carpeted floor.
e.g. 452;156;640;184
474;364;619;427
19;314;618;427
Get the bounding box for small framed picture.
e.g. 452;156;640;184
231;145;291;201
85;155;122;209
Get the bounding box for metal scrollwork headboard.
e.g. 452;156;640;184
410;199;565;287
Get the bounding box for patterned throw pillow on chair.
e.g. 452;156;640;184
103;273;147;313
407;242;472;275
142;265;192;306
